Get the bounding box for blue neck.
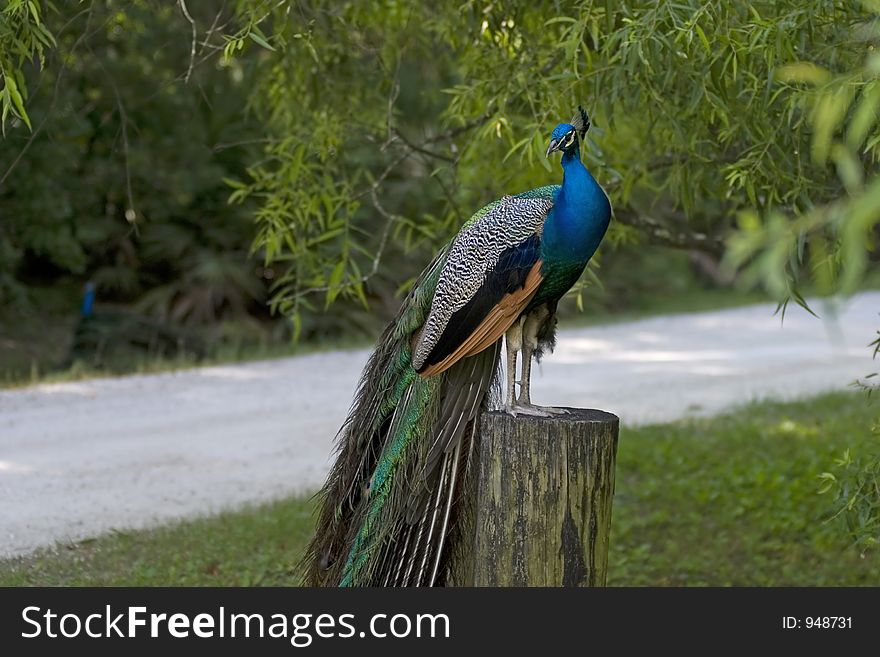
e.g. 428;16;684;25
542;145;611;263
81;288;95;318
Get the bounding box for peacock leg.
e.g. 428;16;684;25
513;307;568;417
518;336;535;405
503;319;523;412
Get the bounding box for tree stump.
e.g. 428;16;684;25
468;408;619;587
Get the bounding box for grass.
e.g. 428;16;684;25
0;281;376;389
2;389;878;586
1;284;764;390
608;390;880;586
0;499;317;587
0;334;373;390
0;280;372;389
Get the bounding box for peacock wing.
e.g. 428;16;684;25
412;193;554;378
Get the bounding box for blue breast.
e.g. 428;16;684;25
541;152;611;265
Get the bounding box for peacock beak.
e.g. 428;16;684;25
545;138;561;158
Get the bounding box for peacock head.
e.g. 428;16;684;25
545;106;591;157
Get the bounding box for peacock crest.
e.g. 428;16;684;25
570;105;590;139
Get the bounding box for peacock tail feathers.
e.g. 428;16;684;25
303;242;495;586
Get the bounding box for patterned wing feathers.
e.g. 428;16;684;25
411;195;552;374
418;260;543;378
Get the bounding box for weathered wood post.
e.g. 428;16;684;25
466;408;619;586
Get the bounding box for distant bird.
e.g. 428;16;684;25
304;107;612;586
81;280;97;318
64;281;205;367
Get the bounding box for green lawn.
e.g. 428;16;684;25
0;499;317;587
609;391;879;586
2;390;878;586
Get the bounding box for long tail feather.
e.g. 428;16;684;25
338;341;499;586
301;245;502;586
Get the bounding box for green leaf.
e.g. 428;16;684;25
3;74;31;129
248;30;275;52
775;62;831;86
325;260;346;308
846;82;880;151
694;24;711;55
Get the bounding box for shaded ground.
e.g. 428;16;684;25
1;292;878;558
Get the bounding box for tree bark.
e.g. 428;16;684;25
467;408;619;587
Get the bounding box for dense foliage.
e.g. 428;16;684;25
5;1;878;327
227;0;879;319
0;2;267;337
3;2;878;313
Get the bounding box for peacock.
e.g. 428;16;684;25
304;107;612;587
64;281;206;368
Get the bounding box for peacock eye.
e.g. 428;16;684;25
565;132;576;147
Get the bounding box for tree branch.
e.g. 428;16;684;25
177;0;197;84
614;208;726;256
391;127;456;163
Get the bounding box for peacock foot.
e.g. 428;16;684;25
503;403;569;418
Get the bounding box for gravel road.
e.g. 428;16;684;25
1;293;877;558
